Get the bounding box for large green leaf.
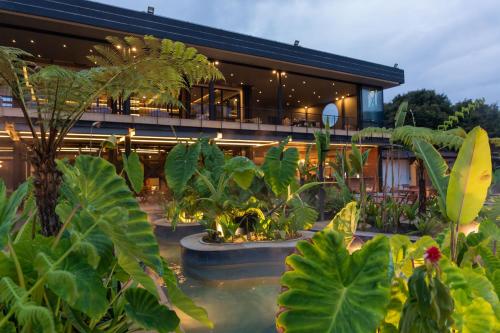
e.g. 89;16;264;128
262;140;299;195
58;155;162;273
200;139;225;182
0;180;30;248
165;143;201;196
162;262;213;328
124;287;180;333
122;152;144;194
452;289;496;333
326;201;359;246
446;127;492;224
412;138;449;214
224;156;257;189
277;231;391;333
394;101;408;128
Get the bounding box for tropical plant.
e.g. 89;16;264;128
276;126;499;333
0;36;222;236
0;155;211;332
314;123;331;220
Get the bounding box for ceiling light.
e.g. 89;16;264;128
240;82;244;85
281;71;286;75
11;39;16;43
89;49;93;53
272;70;277;74
269;79;273;82
30;40;34;44
259;91;262;94
62;44;67;48
297;100;301;103
318;95;321;98
335;91;338;94
256;99;260;102
313;91;316;94
286;102;290;106
37;54;41;58
282;84;286;87
336;97;339;101
347;93;350;96
305;106;308;109
291;88;295;92
116;45;122;49
342;96;345;99
288;94;292;98
302;81;306;84
131;47;137;52
332;82;335;86
214;60;219;65
230;73;234;77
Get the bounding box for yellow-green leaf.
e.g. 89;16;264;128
446;127;492;225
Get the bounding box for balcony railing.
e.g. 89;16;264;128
0;95;359;135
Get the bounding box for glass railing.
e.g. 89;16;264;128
0;94;359;132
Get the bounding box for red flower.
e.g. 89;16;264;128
424;246;441;263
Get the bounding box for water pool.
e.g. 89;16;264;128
159;239;281;333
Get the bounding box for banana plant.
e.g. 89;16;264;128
412;126;492;262
0;156;212;332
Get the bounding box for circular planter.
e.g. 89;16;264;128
180;231;314;281
153;219;205;243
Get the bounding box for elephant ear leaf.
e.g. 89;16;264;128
446;127;492;225
122;152;144;194
262;139;299;195
326;201;359;247
224;156;257;189
277;230;391;333
124;288;180;333
165;143;201;196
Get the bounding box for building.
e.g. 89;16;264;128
0;0;405;193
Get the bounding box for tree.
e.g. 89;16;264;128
0;36;222;236
384;89;453;129
456;99;500;137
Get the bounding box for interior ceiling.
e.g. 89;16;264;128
0;11;359;109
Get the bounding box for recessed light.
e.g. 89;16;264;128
131;47;137;52
286;102;290;106
89;49;93;53
230;73;234;77
318;96;321;98
30;40;34;44
336;97;339;101
116;45;122;49
11;39;16;43
342;96;345;99
305;106;308;109
37;54;41;58
281;71;286;75
313;91;316;94
332;83;335;86
269;79;273;82
272;70;277;74
282;84;286;87
258;91;262;94
288;94;292;98
347;93;350;96
302;81;306;84
291;88;295;92
335;91;338;94
256;99;260;102
240;82;244;85
62;44;67;48
297;100;301;103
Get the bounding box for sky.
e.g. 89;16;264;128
95;0;500;104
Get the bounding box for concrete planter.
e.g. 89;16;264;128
180;231;314;281
153;219;205;243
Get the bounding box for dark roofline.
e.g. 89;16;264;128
0;0;404;84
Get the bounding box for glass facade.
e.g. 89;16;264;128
361;86;384;127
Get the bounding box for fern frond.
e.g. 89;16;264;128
351;127;393;142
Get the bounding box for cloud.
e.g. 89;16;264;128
95;0;500;103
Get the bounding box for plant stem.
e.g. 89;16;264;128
8;239;25;289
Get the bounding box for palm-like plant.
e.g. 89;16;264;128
0;36;222;236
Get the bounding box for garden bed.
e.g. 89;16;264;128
180;231;314;281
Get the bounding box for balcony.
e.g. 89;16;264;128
0;95;360;137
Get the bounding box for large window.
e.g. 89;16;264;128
361;87;384;127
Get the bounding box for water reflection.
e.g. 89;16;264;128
159;239;280;333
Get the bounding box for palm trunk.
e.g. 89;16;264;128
318;161;325;221
31;148;62;236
